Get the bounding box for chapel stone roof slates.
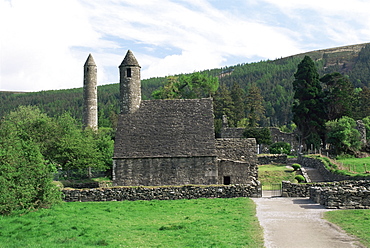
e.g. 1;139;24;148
114;98;216;158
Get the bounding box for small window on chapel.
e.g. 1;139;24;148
127;68;132;77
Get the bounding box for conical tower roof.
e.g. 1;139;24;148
120;50;140;67
84;53;96;66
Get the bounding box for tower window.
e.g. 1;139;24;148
127;68;132;77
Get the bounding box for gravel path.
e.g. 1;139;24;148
252;197;366;248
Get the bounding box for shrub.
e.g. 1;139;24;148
291;163;301;171
0;138;61;215
269;142;291;155
295;175;306;183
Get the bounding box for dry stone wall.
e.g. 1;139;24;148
310;181;370;209
257;154;287;165
282;180;370;209
62;184;260;202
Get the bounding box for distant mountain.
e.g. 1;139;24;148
1;42;370;128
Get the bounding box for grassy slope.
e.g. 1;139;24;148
324;210;370;247
0;198;264;248
336;157;370;174
258;164;297;190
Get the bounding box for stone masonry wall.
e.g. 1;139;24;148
310;181;370;209
62;184;259;202
215;138;256;162
282;180;370;209
217;159;259;187
113;156;218;186
257;154;287;165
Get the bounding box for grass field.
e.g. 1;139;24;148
336;156;370;174
324;209;370;247
0;198;264;248
258;164;298;190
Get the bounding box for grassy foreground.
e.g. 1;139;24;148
258;164;298;190
0;198;264;248
324;209;370;247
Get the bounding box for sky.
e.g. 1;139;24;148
1;0;370;92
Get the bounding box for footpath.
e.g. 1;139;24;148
252;197;366;248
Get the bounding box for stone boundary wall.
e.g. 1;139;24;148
62;184;260;202
282;180;370;209
298;156;370;181
257;154;287;165
310;182;370;209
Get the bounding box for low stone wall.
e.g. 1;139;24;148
310;182;370;209
257;154;287;165
298;156;370;181
62;184;260;202
282;180;370;209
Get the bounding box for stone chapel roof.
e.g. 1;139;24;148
114;98;216;158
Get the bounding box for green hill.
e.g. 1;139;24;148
1;42;370;128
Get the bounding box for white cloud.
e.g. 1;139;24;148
1;0;369;92
82;0;302;79
0;0;106;91
261;0;370;46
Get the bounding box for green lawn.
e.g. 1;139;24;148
336;157;370;174
0;198;264;248
258;164;298;190
324;210;370;247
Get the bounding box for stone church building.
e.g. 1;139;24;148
112;50;258;186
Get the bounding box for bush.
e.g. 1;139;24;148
291;163;301;171
295;175;306;183
269;142;291;155
0;138;61;215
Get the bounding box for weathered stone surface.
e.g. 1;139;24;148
62;184;259;202
282;180;370;209
215;138;256;162
257;154;287;165
83;54;98;130
113;157;218;186
114;98;216;159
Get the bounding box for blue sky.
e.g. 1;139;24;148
1;0;370;92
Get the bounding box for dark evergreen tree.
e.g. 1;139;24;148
356;87;370;118
321;72;355;120
230;82;246;126
292;56;326;149
245;84;265;127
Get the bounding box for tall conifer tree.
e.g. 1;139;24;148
245;84;265;127
292;56;325;149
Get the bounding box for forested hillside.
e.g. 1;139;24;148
1;43;370;129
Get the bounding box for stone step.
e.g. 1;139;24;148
303;167;326;182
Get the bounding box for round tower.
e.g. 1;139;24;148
83;53;98;130
119;50;141;114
